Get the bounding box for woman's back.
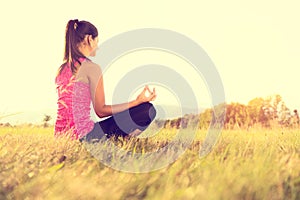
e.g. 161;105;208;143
54;60;94;139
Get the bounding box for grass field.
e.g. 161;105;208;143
0;126;299;200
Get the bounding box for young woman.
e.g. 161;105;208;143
55;19;157;142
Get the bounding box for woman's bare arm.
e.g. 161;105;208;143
86;62;156;118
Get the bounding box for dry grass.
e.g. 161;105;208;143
0;126;299;199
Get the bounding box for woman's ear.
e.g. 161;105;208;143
81;35;89;46
87;35;93;46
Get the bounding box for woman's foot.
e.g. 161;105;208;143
127;129;142;137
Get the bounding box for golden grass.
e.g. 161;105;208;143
0;126;299;199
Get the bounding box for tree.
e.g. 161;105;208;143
43;114;52;128
247;94;292;128
199;108;212;129
247;97;265;127
291;109;300;128
277;102;291;127
163;119;171;129
225;103;249;129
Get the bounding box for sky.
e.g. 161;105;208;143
0;0;299;124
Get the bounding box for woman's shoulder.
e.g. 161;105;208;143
82;60;101;70
55;62;72;84
81;60;102;78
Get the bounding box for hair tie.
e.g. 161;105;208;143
73;19;79;30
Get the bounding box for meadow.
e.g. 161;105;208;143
0;126;299;200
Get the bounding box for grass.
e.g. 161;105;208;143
0;126;299;199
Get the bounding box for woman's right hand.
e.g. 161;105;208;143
136;85;157;104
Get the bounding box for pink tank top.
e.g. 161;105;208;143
54;58;94;139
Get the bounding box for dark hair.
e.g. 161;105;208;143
58;19;98;75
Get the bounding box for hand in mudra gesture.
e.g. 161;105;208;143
136;85;157;103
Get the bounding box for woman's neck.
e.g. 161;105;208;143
78;45;90;57
79;49;90;57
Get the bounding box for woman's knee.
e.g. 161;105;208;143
130;102;157;125
139;102;156;121
148;103;157;121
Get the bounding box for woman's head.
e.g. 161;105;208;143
60;19;99;74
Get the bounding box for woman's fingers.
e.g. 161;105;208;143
152;87;156;96
136;85;157;103
149;94;157;101
146;86;152;94
147;87;157;101
140;86;147;96
151;88;156;100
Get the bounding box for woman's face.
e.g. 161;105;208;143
89;36;99;57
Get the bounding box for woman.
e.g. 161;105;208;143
55;19;157;142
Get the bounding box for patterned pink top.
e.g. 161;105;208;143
54;59;94;139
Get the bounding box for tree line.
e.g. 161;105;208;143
153;94;299;130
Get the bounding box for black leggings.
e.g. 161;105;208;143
81;102;156;142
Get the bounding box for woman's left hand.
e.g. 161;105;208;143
136;85;157;104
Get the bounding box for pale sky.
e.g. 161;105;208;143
0;0;299;123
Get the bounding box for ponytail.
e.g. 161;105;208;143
58;19;98;75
